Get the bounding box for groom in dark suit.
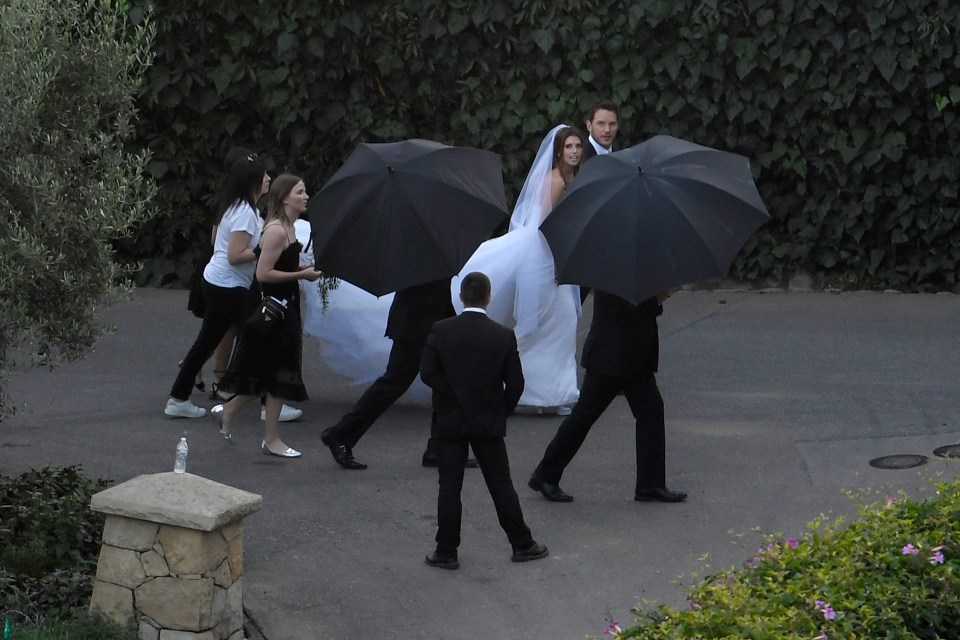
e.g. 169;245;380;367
420;272;548;569
529;290;687;504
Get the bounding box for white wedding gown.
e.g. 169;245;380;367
452;125;581;410
295;124;581;411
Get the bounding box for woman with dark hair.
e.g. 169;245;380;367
450;125;586;415
213;174;321;457
549;126;584;209
164;153;270;418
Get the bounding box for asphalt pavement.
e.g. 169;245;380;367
2;287;959;640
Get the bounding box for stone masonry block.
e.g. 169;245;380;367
212;558;232;589
89;579;135;626
95;545;146;589
157;526;227;576
222;578;244;636
226;528;243;582
159;631;215;640
135;576;214;631
141;548;171;577
102;515;160;551
138;618;160;640
90;472;261;532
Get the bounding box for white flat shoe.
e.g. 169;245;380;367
261;404;303;422
165;399;207;418
261;440;302;458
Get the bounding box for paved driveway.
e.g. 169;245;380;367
3;288;958;639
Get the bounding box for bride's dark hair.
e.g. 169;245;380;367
552;126;585;186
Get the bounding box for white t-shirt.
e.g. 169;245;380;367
203;201;262;289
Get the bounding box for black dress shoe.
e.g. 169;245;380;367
421;451;479;468
634;487;687;503
321;429;367;470
528;473;573;502
424;551;459;570
511;542;549;563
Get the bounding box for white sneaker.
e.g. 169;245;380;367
555;406;572;416
261;404;303;422
165;399;207;418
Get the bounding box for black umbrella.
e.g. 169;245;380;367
540;135;771;304
307;139;508;296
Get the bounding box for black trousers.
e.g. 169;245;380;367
170;280;248;401
536;370;666;492
434;435;534;554
328;338;423;448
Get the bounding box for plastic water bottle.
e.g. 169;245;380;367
174;437;188;474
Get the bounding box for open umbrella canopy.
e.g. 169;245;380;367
540;135;771;304
307;139;508;296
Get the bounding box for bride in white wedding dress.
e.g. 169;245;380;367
451;124;585;413
296;125;583;411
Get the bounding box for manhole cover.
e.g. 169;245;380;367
869;454;929;469
933;444;960;459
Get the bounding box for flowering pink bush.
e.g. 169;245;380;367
604;481;959;639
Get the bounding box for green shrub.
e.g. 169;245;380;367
2;609;136;640
127;1;960;294
0;0;157;418
606;480;960;639
0;466;111;624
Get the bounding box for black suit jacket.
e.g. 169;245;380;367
582;142;598;163
581;137;613;163
385;278;455;343
420;311;524;439
581;291;662;377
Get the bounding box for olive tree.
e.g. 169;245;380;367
0;0;155;418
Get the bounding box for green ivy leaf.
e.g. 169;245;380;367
531;29;554;53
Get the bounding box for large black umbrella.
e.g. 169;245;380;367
540;135;771;304
307;139;508;296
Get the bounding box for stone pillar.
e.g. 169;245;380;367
88;472;261;640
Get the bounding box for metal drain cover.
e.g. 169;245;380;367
869;454;929;469
933;444;960;459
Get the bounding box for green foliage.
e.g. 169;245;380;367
0;466;112;624
4;610;136;640
0;0;157;418
608;480;960;639
130;0;960;294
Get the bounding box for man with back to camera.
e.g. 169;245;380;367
419;272;548;569
528;289;687;505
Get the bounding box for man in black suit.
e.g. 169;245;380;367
581;99;619;161
321;278;455;470
529;290;687;504
420;272;548;569
579;99;620;304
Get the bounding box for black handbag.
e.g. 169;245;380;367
245;295;288;333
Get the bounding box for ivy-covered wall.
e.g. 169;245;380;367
127;0;960;291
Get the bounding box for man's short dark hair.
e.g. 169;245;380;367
460;272;491;307
587;99;619;122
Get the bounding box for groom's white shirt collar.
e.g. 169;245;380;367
462;307;487;315
588;135;612;155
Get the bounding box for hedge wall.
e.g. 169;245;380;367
127;0;960;291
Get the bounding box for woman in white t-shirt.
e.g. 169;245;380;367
165;154;270;418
